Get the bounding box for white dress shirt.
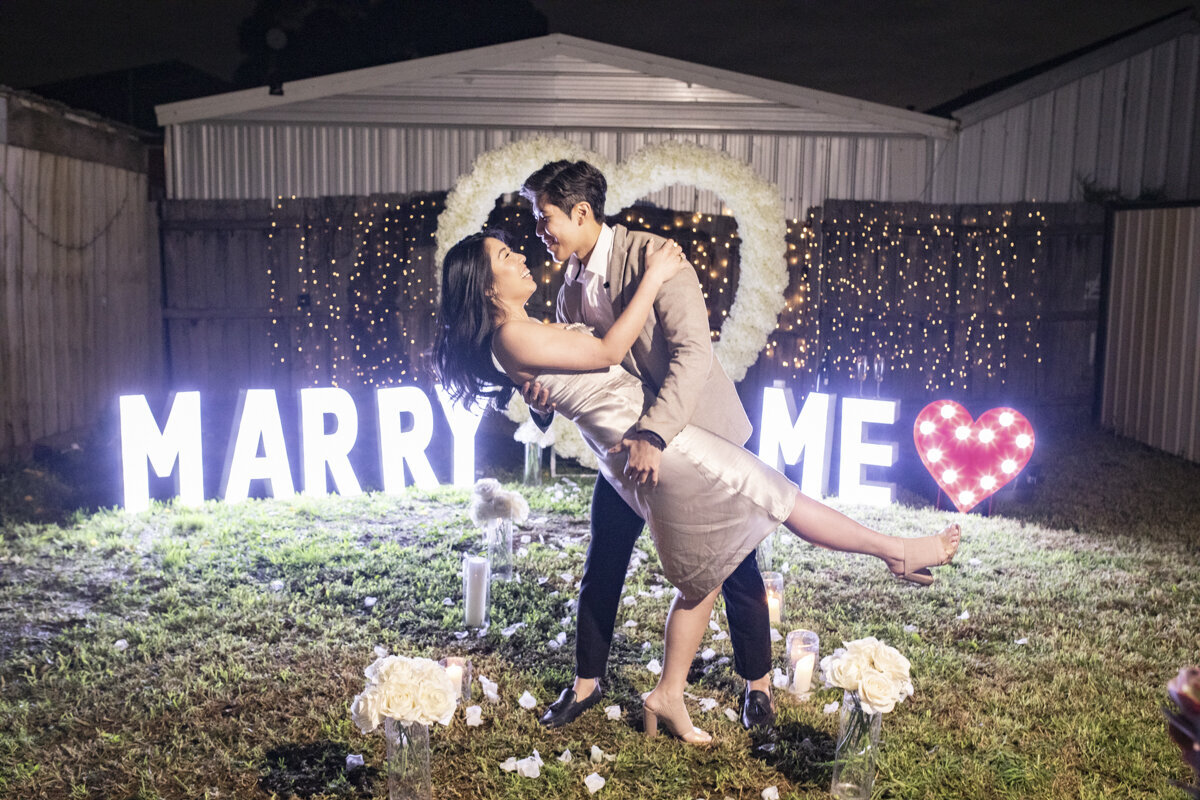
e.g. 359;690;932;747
568;223;616;333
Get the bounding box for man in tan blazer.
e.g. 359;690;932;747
520;160;776;733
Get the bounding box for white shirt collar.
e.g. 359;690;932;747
568;223;613;283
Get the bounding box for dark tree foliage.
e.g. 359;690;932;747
234;0;548;88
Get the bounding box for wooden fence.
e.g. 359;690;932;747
0;143;160;462
159;195;1106;424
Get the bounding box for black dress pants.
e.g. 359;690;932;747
575;472;773;682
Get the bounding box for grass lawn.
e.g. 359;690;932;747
1;420;1198;799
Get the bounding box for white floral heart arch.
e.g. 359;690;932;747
434;136;789;467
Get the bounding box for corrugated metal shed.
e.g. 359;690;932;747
156;34;956;220
931;10;1200;204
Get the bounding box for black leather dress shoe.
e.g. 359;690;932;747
539;683;603;728
741;687;776;730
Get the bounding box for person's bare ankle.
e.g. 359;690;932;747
572;677;597;697
747;674;772;694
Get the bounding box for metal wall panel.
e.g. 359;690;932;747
166;123;932;222
1102;205;1200;462
934;33;1200;204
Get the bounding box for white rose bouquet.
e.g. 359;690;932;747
820;636;914;715
350;655;458;733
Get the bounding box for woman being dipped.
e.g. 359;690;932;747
434;230;960;744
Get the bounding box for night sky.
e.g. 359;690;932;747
1;0;1196;112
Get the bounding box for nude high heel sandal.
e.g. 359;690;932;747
643;694;712;745
896;523;962;585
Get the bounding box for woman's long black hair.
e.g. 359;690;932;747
433;229;515;410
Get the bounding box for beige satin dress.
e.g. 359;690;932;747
503;328;797;599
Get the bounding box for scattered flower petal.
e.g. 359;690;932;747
479;675;500;703
1014;637;1028;645
902;624;919;633
957;610;971;620
700;647;716;661
623;620;637;628
113;639;128;652
454;630;469;640
501;622;527;638
708;620;721;632
465;705;484;726
769;628;783;643
590;745;604;764
268;580;285;592
723;707;739;723
823;701;840;714
520;535;531;544
442;597;454;606
518;691;538;710
584;772;606;794
647;659;663;675
558;749;573;763
345;753;364;769
500;757;518;772
968;557;982;566
772;668;789;689
642;641;653;651
560;573;575;584
712;631;728;641
373;645;388;658
516;755;541;778
555;632;567;645
363;596;377;608
762;788;780;800
622;595;636;606
604;704;622;720
548;639;561;650
698;698;718;712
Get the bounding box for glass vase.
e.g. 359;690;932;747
483;517;514;582
383;717;431;800
830;690;882;799
523;442;542;485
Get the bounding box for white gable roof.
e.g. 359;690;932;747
156;33;955;139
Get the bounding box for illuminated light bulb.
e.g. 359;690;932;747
1001;459;1017;474
919;420;935;435
958;490;976;506
940;404;956;419
942;468;958;484
1015;433;1032;449
979;475;997;490
927;448;943;462
955;425;971;440
978;428;995;444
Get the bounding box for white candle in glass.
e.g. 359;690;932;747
792;652;816;693
463;555;490;627
786;629;820;696
762;571;785;625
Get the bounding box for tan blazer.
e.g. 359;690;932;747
557;224;752;447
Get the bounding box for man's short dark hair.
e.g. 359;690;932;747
520;160;607;221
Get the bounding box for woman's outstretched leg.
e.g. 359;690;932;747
783;491;960;583
643;585;721;744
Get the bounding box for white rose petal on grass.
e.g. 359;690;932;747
622;595;636;606
700;647;716;661
823;700;840;714
499;757;518;773
698;698;718;712
957;610;971;620
968;557;982;566
647;659;663;675
584;773;607;794
442;597;453;606
345;753;364;769
269;579;285;592
1014;637;1029;645
712;631;729;641
113;639;128;652
642;642;653;651
518;691;538;710
769;628;783;643
708;620;721;632
558;749;573;763
724;707;740;723
604;705;622;720
479;675;500;704
501;622;527;638
623;620;637;628
903;624;919;633
516;756;541;779
464;705;484;726
590;745;604;764
560;572;575;584
363;596;377;608
762;787;780;800
772;668;789;689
